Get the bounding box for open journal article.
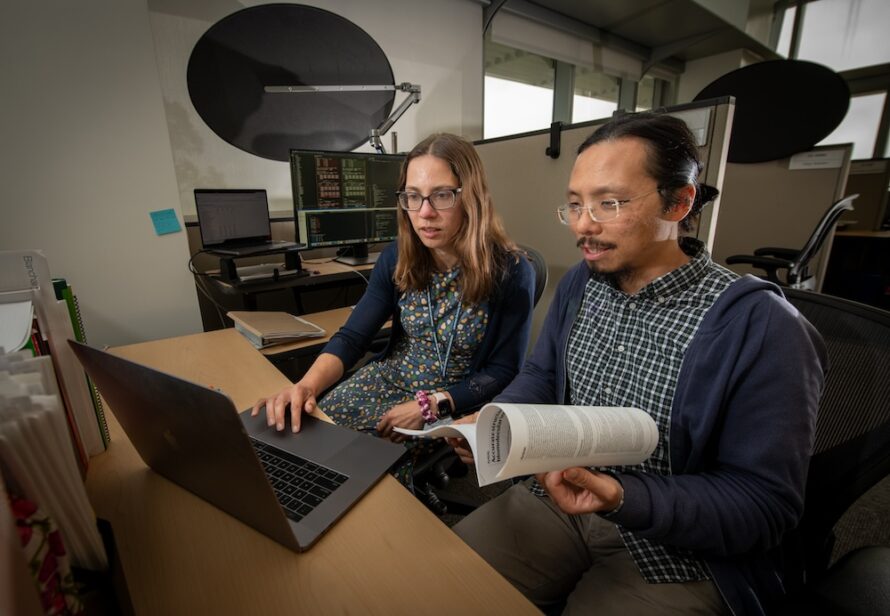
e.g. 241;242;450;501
394;403;658;486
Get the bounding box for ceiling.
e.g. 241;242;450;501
490;0;781;65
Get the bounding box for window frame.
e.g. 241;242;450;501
777;0;890;158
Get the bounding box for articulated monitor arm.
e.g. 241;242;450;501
263;82;422;153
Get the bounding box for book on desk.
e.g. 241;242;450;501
227;311;326;349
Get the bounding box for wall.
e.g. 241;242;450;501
676;49;746;103
147;0;484;217
0;0;202;347
0;0;484;347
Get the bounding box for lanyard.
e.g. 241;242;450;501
426;286;463;381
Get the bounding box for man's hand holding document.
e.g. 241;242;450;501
394;403;658;486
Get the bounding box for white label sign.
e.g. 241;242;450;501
789;149;846;170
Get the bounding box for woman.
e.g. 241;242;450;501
252;133;535;487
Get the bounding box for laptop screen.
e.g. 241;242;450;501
195;189;272;247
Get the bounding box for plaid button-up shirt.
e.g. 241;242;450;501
534;238;738;583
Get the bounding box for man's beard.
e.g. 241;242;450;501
576;236;630;285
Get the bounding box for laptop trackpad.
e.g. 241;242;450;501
241;409;363;465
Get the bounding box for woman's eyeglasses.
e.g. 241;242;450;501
397;188;462;211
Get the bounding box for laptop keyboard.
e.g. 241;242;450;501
250;438;348;522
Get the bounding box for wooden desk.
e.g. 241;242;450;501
253;307;390;382
258;306;356;357
257;306;391;358
834;230;890;239
85;329;538;615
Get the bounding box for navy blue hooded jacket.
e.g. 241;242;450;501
495;260;827;615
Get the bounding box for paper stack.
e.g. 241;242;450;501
227;311;325;349
0;350;107;570
0;251;105;461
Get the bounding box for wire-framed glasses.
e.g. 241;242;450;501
556;188;661;224
397;188;462;211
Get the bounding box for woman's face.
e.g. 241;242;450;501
404;155;464;258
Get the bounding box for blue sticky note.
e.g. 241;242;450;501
150;209;182;235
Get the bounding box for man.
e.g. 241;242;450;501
449;112;827;615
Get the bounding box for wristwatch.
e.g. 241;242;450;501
432;392;453;419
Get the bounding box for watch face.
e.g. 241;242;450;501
438;398;453;417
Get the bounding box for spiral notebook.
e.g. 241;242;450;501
227;311;326;349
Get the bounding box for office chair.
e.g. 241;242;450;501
772;289;890;614
519;244;550;307
725;194;858;289
413;245;549;516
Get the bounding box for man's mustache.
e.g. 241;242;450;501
576;236;616;250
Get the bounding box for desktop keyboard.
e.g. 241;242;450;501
250;438;348;522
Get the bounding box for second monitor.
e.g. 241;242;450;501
291;149;405;265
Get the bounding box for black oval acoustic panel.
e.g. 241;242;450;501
187;4;396;161
694;60;849;164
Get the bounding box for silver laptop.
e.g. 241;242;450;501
194;188;301;256
70;341;404;551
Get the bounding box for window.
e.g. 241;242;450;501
780;0;890;158
796;0;890;72
635;75;660;112
818;92;888;158
572;67;619;123
775;4;797;58
484;39;555;139
483;24;674;138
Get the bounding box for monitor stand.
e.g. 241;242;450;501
334;243;379;266
218;249;309;282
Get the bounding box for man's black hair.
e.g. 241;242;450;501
578;112;718;232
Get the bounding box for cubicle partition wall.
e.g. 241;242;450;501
712;144;853;291
475;98;736;343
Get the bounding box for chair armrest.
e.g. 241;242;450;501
724;254;793;285
725;254;793;269
753;246;799;260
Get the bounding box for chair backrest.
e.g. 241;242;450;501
519;244;549;307
782;289;890;580
789;195;857;283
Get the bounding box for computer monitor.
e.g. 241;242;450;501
290;149;404;265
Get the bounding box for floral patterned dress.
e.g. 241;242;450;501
319;266;489;489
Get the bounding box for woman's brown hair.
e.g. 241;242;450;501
394;133;516;304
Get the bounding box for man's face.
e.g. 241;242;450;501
566;137;689;292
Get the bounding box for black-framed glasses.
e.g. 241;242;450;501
396;188;462;211
556;188;660;224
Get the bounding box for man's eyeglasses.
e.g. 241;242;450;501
397;188;462;211
556;188;660;224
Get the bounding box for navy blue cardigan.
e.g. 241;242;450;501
495;261;827;615
323;242;536;416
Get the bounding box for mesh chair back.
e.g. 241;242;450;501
782;289;890;579
790;195;857;284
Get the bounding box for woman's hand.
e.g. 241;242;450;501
376;400;425;442
251;381;318;433
444;411;479;465
535;468;624;515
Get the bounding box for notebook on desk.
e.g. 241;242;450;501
195;188;301;256
69;341;404;552
227;311;326;349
